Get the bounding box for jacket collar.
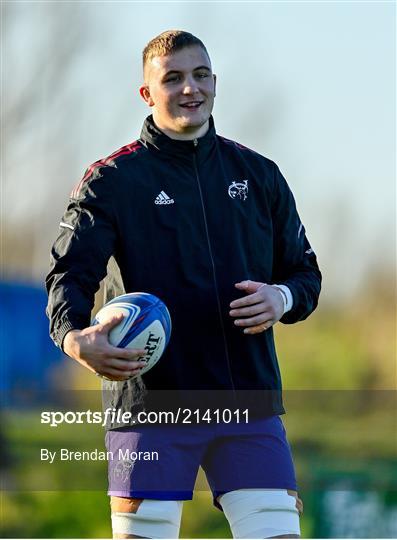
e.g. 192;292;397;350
140;114;217;157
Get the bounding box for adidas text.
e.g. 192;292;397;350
155;191;175;205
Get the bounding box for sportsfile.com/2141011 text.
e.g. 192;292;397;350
40;408;250;427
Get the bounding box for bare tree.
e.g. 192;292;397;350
2;2;89;279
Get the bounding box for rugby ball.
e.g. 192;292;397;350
92;292;171;376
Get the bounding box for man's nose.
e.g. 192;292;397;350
182;77;199;94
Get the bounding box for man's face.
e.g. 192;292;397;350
140;46;216;140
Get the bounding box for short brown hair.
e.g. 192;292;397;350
143;30;210;73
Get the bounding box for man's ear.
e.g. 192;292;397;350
213;74;217;97
139;84;154;107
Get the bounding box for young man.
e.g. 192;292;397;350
46;30;321;538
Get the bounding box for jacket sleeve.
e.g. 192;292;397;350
271;164;322;324
45;166;119;349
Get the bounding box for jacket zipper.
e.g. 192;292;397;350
192;147;236;393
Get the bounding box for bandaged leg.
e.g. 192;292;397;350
110;497;183;539
218;489;301;539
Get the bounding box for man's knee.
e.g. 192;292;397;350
110;496;183;539
269;535;299;539
218;489;302;539
113;534;146;539
287;490;303;516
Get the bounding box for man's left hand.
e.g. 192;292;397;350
229;280;284;335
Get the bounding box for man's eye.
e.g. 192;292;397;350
196;72;209;79
165;75;180;83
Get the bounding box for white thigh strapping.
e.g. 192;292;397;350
219;489;300;539
111;499;183;539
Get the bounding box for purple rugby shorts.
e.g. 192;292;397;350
105;415;297;508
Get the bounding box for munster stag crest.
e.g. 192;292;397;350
228;180;248;201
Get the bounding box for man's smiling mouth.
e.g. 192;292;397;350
179;101;203;109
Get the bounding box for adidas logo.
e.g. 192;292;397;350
155;191;174;205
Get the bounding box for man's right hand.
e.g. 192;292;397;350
63;314;147;381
